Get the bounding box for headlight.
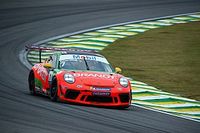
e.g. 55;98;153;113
119;77;128;88
64;74;75;84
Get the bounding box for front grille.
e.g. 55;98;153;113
80;95;86;101
114;97;118;103
86;96;113;103
65;89;80;100
119;93;130;103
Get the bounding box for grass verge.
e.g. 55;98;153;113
101;21;200;101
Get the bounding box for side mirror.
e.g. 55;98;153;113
43;63;52;69
115;67;122;74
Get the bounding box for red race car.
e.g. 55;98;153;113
27;46;132;108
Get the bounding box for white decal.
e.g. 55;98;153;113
59;54;109;64
73;73;114;79
48;71;53;82
73;55;96;61
34;64;48;81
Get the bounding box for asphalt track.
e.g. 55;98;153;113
0;0;200;133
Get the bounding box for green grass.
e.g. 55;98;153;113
101;21;200;101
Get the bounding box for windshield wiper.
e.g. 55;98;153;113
83;57;90;70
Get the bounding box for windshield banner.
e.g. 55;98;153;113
59;54;109;64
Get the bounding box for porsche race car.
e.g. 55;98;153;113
27;46;132;108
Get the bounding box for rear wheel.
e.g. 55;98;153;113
28;71;37;95
50;78;58;102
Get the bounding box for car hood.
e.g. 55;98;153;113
68;71;121;87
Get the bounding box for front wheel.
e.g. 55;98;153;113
118;105;130;109
28;71;37;95
50;79;58;102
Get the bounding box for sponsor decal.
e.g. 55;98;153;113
59;54;109;64
93;87;111;91
92;92;111;96
73;73;114;79
118;88;122;91
76;85;83;88
33;64;48;81
73;55;96;61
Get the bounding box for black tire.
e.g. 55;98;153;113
118;105;130;109
28;71;37;95
50;78;58;102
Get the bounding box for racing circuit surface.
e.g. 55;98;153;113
0;0;200;133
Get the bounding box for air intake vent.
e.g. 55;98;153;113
86;96;112;103
119;93;130;103
65;89;80;99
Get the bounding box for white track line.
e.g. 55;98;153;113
133;104;200;123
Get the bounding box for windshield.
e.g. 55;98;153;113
59;54;114;73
